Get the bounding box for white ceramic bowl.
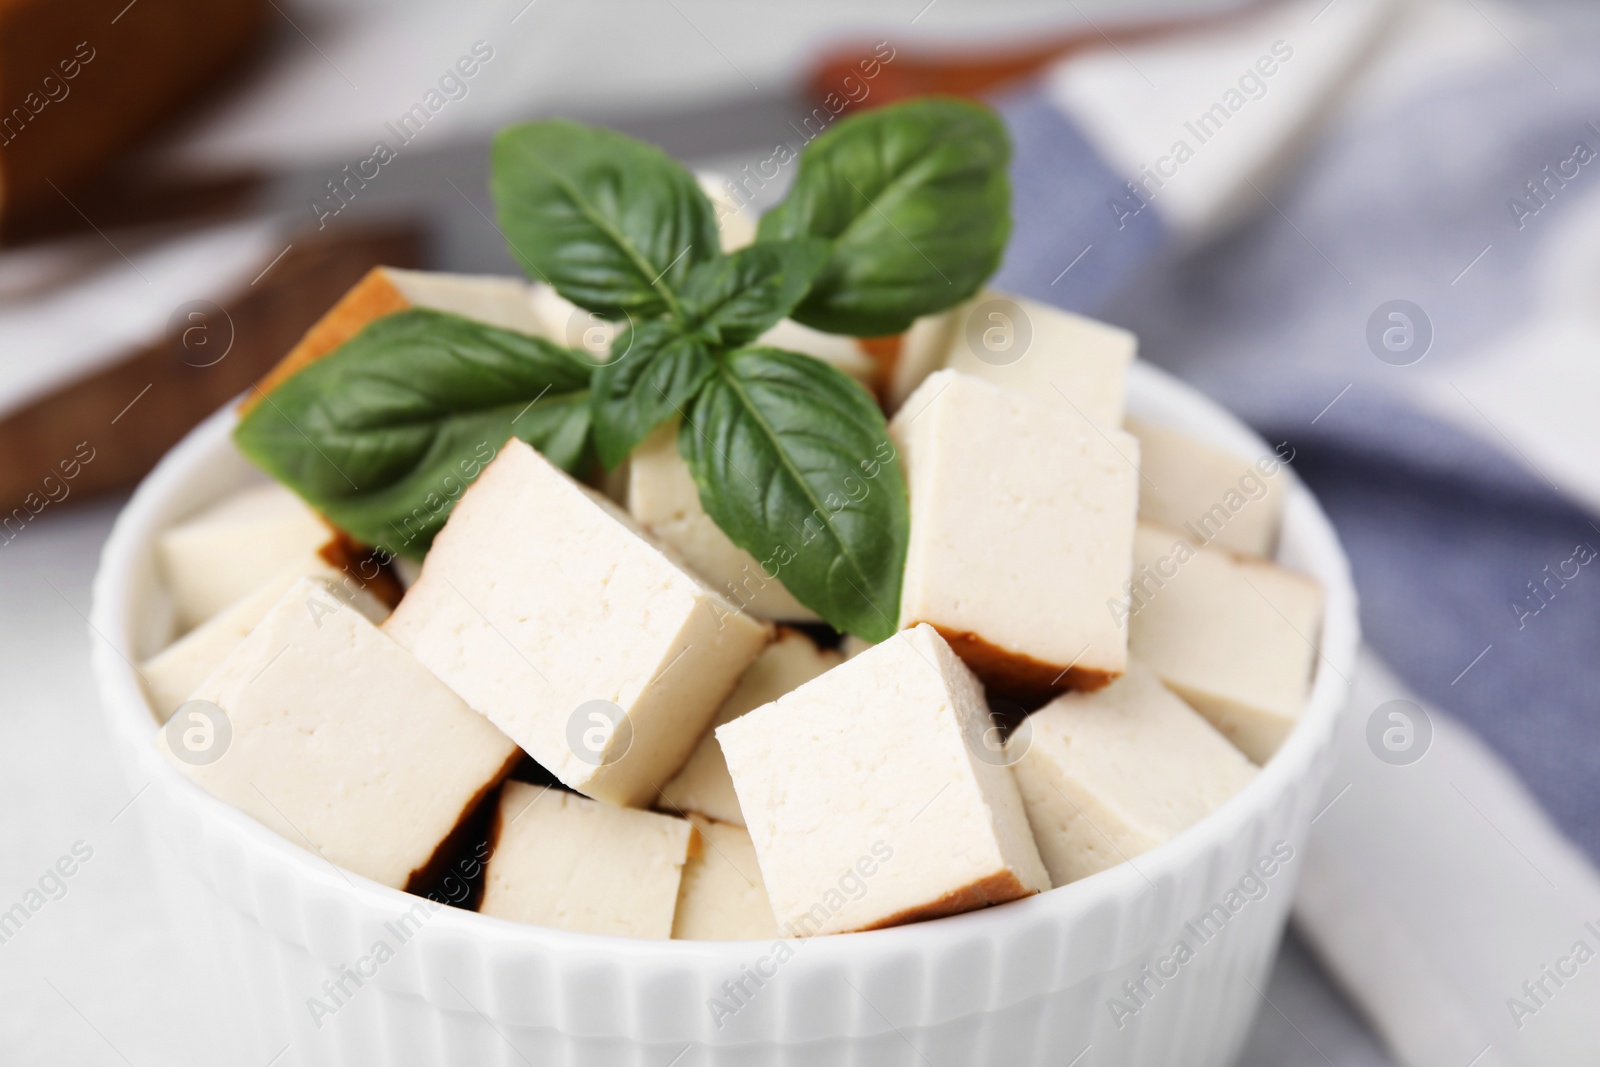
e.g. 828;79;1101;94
91;361;1359;1067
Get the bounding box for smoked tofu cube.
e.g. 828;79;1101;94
717;624;1049;935
157;482;332;631
1125;523;1323;763
890;371;1139;696
886;309;958;413
245;267;554;409
529;283;619;362
699;173;758;251
392;556;423;589
672;815;781;941
378;268;549;335
1008;661;1257;886
755;319;878;390
658;629;842;826
159;577;519;889
839;635;875;660
1125;418;1285;557
480;783;692;939
384;438;772;807
889;291;1134;430
627;424;820;622
141;554;384;722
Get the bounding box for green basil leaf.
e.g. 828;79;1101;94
757;97;1011;336
680;347;907;641
491;120;719;320
591;320;714;470
234;309;595;559
679;238;831;347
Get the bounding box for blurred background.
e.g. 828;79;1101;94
4;0;1600;1063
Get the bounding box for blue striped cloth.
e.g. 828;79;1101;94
991;38;1600;866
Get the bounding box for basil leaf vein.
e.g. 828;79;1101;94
757;96;1011;336
491;120;719;320
680;347;908;640
679;238;831;347
591;320;715;469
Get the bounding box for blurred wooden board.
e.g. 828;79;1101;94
0;0;266;231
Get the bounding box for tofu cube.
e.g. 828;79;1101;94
384;438;772;807
672;815;781;941
1125;523;1323;763
755;319;878;390
141;553;384;722
839;635;876;660
246;267;553;408
392;556;423;589
886;309;958;412
157;483;331;630
658;629;842;826
480;782;692;938
889;291;1134;430
1125;418;1285;557
160;576;519;889
891;371;1139;697
698;173;758;252
1009;661;1258;886
627;423;820;622
528;283;620;362
380;268;550;335
717;624;1049;935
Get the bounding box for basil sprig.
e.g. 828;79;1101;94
236;97;1011;640
588;239;830;468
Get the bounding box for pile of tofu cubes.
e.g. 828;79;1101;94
144;263;1322;941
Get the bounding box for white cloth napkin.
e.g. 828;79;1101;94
1298;651;1600;1067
